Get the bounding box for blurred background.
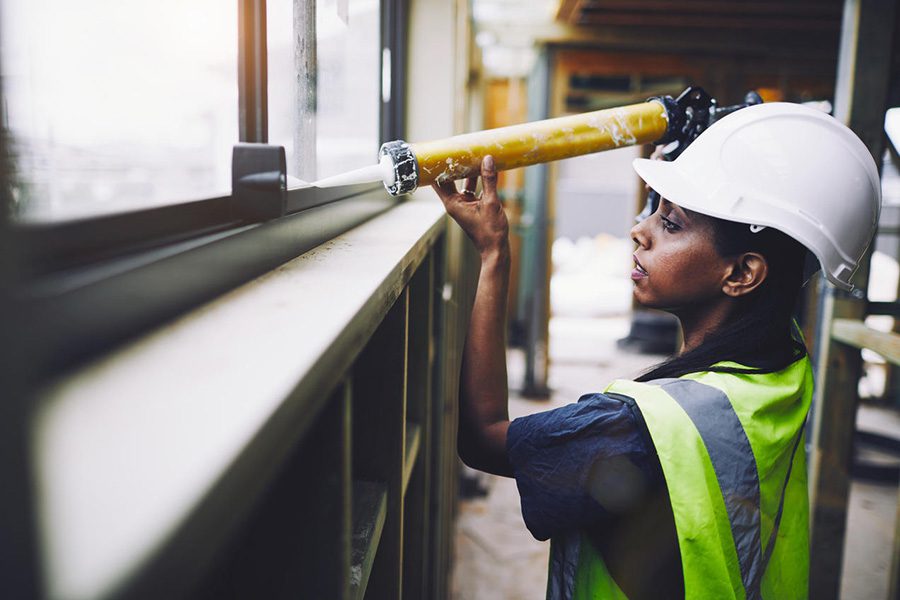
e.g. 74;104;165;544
2;1;900;599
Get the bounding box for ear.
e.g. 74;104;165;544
722;252;768;297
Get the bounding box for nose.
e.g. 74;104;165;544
631;218;650;249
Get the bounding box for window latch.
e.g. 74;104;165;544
232;143;287;222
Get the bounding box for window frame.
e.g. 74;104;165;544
6;0;410;381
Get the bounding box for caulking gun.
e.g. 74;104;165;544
366;87;762;199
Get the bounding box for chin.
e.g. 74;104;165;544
632;288;657;308
632;292;678;313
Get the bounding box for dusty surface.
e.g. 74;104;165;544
451;316;899;599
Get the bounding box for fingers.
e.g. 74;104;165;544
481;155;499;205
431;179;459;206
432;156;498;207
464;176;478;196
438;178;459;197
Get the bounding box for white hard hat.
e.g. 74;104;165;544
633;102;882;291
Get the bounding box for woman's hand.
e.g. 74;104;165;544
433;155;513;476
432;155;509;258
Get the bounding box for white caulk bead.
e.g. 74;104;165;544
380;154;396;187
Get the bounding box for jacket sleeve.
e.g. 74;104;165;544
506;393;662;541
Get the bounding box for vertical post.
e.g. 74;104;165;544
294;0;317;181
353;290;409;599
808;1;897;597
380;0;409;143
403;254;434;598
520;47;552;398
299;380;353;600
0;76;42;599
238;0;268;143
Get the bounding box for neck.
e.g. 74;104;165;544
673;298;736;354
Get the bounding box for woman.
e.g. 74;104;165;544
432;103;881;599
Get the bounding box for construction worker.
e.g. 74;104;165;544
432;103;881;599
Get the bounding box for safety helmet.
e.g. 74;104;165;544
633;102;881;291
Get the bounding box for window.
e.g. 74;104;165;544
5;0;407;378
2;0;239;222
268;0;382;182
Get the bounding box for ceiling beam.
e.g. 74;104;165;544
574;0;842;18
575;12;840;31
476;21;840;60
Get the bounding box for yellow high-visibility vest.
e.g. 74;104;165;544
549;357;812;600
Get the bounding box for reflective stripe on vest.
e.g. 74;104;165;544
650;378;804;600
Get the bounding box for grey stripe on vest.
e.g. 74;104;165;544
546;531;580;600
760;424;805;572
651;378;764;600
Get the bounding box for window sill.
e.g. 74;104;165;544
32;193;447;599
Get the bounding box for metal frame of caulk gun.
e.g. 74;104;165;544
379;87;762;199
637;87;764;222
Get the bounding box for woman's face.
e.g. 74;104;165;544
629;199;733;311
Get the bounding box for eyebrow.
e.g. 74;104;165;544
660;198;691;223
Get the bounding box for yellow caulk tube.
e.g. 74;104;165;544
378;99;669;196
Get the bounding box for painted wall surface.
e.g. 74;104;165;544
407;0;464;143
554;145;640;240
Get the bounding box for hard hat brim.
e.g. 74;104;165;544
632;158;706;214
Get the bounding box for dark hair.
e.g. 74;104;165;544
635;213;809;382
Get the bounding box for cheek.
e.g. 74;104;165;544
653;241;726;289
655;241;705;273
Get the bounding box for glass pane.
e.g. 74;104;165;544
267;0;308;180
2;0;239;222
268;0;381;183
316;0;381;180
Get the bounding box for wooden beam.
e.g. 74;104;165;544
478;22;840;61
832;318;900;366
558;0;587;22
576;12;840;31
576;0;843;17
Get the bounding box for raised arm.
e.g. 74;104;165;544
432;156;513;477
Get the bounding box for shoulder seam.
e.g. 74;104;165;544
606;391;655;455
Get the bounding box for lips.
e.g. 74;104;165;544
633;255;649;276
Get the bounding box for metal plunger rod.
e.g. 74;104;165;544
412;100;668;187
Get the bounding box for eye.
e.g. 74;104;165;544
660;214;680;232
